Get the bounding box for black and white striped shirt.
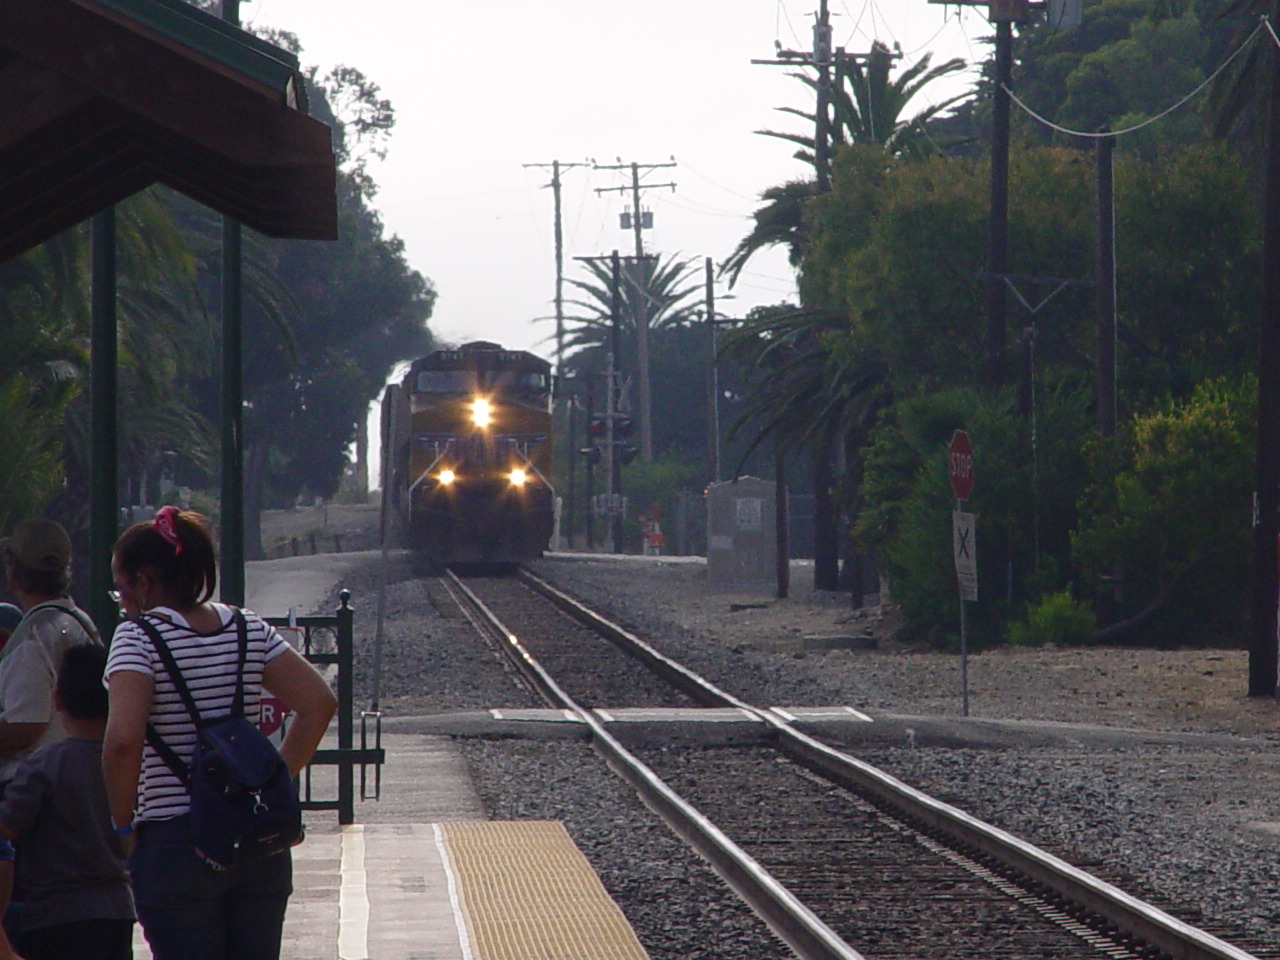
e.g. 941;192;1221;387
105;604;288;823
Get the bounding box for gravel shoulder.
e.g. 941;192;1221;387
530;553;1280;738
285;535;1280;955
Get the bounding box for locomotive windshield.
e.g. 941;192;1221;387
415;368;548;398
488;371;549;396
416;371;477;394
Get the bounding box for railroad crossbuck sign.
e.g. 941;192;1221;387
953;511;978;602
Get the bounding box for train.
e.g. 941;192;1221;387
382;341;555;568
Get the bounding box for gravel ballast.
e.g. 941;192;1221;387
321;550;1280;955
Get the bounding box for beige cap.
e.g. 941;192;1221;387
1;518;72;572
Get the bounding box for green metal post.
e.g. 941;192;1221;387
90;209;118;640
336;590;354;824
220;217;244;603
219;0;245;604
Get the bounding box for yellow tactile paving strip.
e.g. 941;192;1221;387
441;820;651;960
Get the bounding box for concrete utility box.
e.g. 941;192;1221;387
706;477;779;589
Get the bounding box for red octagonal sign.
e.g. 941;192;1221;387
947;430;975;500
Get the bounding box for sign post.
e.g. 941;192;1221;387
948;430;976;716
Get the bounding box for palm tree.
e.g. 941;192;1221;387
732;44;969;289
562;253;701;460
758;43;969;168
721;180;820;289
725;43;967;589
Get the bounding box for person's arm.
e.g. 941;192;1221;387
0;643;51;758
102;670;154;833
0;722;43;757
0;858;24;960
262;647;337;778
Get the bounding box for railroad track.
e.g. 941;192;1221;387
439;568;1270;960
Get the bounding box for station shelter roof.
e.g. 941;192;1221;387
0;0;337;262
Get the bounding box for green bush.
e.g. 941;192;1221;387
1072;376;1254;647
858;382;1092;650
1008;589;1097;647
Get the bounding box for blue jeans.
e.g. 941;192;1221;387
129;815;292;960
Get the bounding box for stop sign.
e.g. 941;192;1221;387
947;430;974;500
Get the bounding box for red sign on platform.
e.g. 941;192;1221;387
948;430;975;501
258;697;289;738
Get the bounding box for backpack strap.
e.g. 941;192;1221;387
23;602;101;644
138;610;250;786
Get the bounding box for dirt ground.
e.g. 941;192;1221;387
259;502;381;556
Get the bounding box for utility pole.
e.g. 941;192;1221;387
986;10;1015;388
523;160;589;378
926;0;1028;385
584;378;596;550
815;0;833;191
608;251;623;551
594;160;676;463
1095;125;1116;437
575;252;651;551
705;257;722;485
220;0;245;604
565;380;578;550
525;159;588;550
756;3;892;593
1250;0;1280;697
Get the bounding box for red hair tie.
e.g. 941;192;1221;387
154;506;184;555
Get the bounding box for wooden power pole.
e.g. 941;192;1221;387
1250;0;1280;697
594;161;676;462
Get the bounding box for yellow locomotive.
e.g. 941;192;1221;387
383;342;554;567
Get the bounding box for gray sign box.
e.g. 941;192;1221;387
707;478;778;589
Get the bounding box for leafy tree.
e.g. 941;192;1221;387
805;135;1258;645
180;58;436;556
857;384;1092;649
1073;377;1254;645
1011;0;1246;154
728;44;971;587
0;189;216;553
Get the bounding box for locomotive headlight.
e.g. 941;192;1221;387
509;468;528;486
438;469;456;485
470;397;492;428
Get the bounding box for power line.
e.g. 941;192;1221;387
1003;17;1269;140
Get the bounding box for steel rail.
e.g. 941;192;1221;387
443;571;867;960
518;568;757;709
518;567;1261;960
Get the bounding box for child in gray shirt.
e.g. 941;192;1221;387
0;644;134;959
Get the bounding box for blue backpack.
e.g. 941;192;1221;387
138;611;302;870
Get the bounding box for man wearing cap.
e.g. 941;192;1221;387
0;519;101;781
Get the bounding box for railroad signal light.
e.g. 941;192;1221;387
588;417;608;439
619;443;640;466
579;445;602;465
614;416;635;439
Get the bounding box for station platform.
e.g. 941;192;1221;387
131;733;651;959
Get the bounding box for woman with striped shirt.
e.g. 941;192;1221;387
103;508;336;960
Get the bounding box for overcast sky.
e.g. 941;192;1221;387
246;1;994;364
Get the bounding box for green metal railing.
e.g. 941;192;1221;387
267;589;383;824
